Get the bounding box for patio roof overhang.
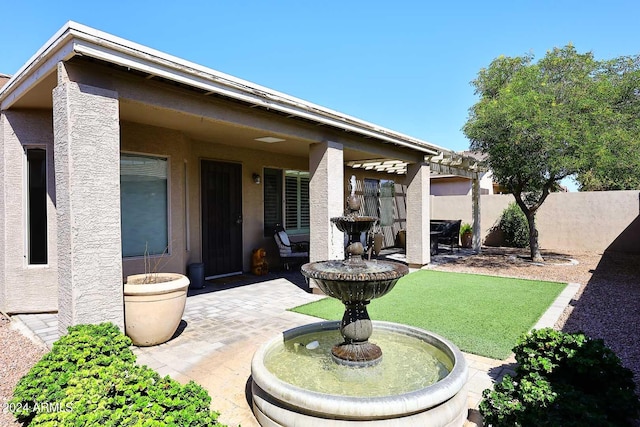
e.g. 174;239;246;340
1;21;452;159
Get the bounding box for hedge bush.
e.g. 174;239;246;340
480;328;639;426
498;202;529;248
10;323;225;426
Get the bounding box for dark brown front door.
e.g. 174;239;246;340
201;160;243;278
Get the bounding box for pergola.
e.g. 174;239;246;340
346;151;487;252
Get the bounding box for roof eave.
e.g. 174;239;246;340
1;21;443;155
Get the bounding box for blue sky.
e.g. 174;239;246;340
2;1;638;155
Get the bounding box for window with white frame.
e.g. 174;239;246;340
263;168;309;235
120;154;168;257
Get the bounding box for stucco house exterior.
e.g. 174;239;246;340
0;22;480;335
431;171;497;196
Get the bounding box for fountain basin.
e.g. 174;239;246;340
251;321;469;426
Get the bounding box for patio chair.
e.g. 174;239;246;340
273;225;309;270
430;219;462;253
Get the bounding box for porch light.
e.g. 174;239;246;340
252;173;261;184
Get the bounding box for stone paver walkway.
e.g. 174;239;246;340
13;278;579;427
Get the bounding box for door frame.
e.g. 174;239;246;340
200;159;244;279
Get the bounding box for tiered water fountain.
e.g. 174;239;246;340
251;177;468;426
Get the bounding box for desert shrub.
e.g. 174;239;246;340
480;328;639;426
498;202;529;248
10;323;224;427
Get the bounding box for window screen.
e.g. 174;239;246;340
120;154;168;257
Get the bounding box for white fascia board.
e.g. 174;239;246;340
0;43;75;110
0;24;79;109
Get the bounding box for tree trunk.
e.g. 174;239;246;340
526;213;543;263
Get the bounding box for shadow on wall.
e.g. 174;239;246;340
607;216;640;253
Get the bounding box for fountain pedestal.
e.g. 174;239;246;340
333;301;381;366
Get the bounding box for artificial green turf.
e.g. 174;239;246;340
291;270;566;360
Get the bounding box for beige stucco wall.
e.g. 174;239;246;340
309;141;345;262
53;78;124;332
431;191;640;253
430;172;494;196
0;110;58;314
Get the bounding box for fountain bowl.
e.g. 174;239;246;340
251;321;469;426
331;215;379;235
301;259;409;302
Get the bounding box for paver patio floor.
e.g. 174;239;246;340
14;274;578;427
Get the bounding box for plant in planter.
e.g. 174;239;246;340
124;244;190;346
460;223;473;248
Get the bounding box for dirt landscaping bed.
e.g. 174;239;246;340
0;316;47;426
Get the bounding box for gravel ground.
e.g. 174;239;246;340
1;247;638;425
0;315;47;426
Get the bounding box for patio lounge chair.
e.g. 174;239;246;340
273;225;309;270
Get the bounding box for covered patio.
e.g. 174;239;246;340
0;21;482;337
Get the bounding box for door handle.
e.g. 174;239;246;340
236;215;243;224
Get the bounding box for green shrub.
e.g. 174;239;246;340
498;202;529;248
480;328;639;426
10;323;225;427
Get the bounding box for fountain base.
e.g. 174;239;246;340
251;321;469;427
332;341;382;367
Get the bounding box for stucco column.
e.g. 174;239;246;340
309;141;344;262
472;173;481;253
53;65;123;335
406;162;430;267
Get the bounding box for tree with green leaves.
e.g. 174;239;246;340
463;45;639;262
577;55;640;190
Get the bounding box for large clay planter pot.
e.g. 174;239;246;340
124;273;189;346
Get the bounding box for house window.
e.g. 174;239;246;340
363;179;379;218
285;170;310;234
379;179;395;226
27;148;47;264
120;154;168;257
263;168;309;236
